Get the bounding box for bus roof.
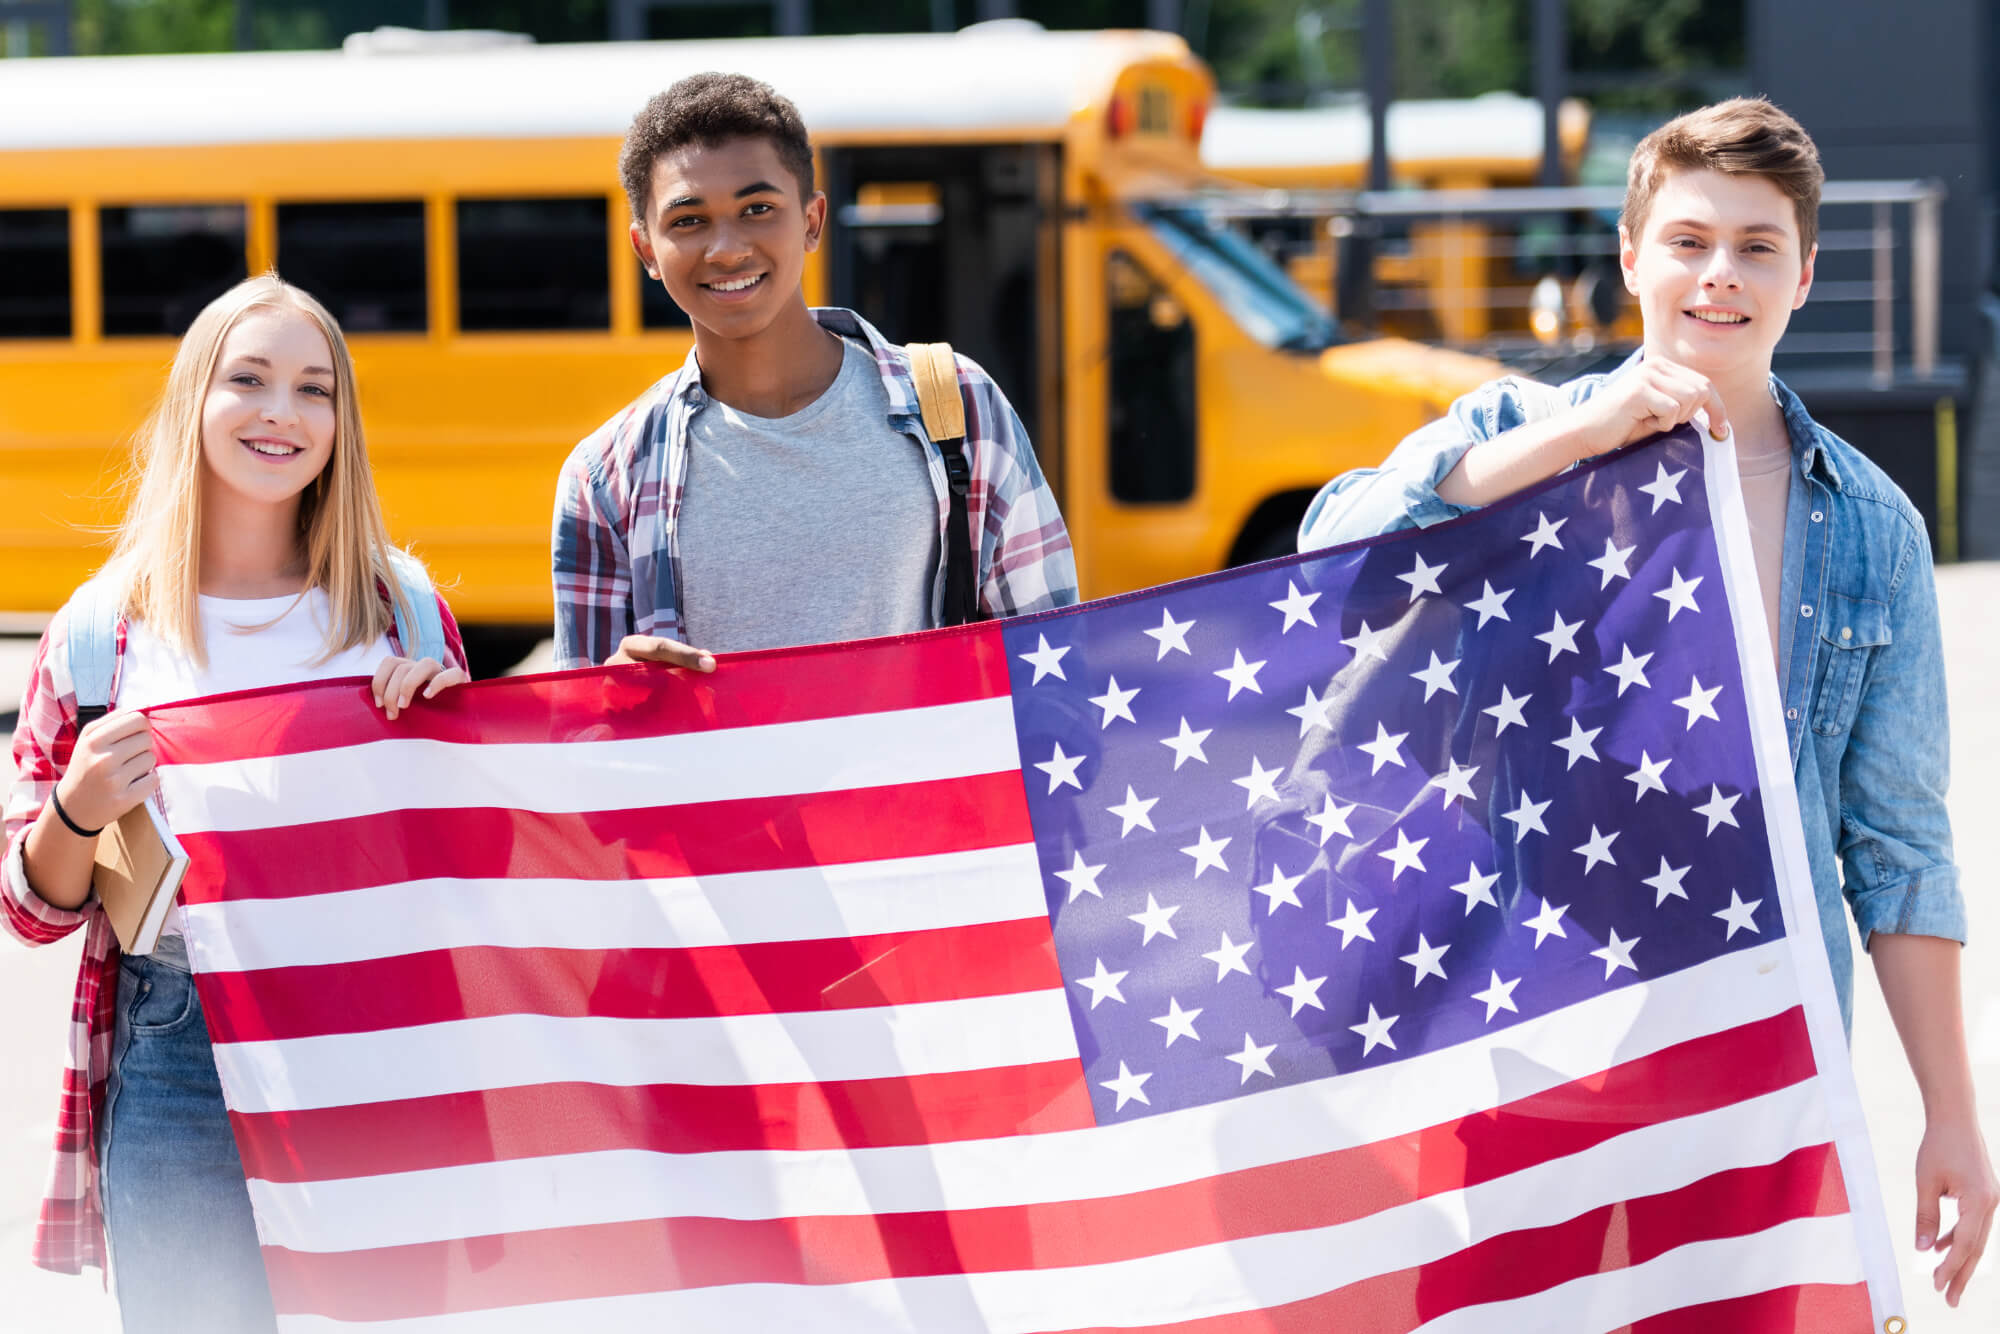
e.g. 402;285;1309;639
0;24;1191;152
1202;94;1587;171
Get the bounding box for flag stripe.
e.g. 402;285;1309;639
176;771;1035;905
258;1143;1847;1322
197;917;1066;1044
1616;1282;1875;1332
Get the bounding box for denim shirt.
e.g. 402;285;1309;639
1298;359;1963;1032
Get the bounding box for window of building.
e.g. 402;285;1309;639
0;209;71;338
456;197;610;332
100;205;247;337
276;201;427;333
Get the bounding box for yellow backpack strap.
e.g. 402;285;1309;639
907;342;967;444
904;342;981;627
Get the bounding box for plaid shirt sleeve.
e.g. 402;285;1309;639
552;432;636;671
957;357;1079;616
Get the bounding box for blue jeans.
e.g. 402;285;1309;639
99;938;277;1334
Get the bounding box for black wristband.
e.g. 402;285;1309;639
49;789;103;839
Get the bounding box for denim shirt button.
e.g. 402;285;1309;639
1800;604;1813;618
1810;510;1824;523
1841;626;1852;641
1787;707;1800;720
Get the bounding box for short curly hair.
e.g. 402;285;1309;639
619;72;816;225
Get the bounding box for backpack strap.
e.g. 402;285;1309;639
907;342;980;628
64;576;121;729
385;550;447;665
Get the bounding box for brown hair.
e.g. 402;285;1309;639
1622;97;1824;256
618;72;815;225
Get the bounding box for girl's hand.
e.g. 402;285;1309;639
53;712;156;833
1915;1116;1997;1306
371;657;469;721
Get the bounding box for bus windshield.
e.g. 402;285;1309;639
1136;202;1341;352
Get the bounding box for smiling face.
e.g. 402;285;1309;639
198;304;338;519
1622;167;1816;381
630;135;825;342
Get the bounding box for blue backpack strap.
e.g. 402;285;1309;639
64;576;121;729
385;551;447;665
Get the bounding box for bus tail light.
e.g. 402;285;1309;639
1107;94;1133;139
1187;95;1209;144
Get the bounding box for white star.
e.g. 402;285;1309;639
1232;756;1283;809
1449;862;1501;914
1410;651;1461;701
1269;580;1321;632
1357;722;1408;773
1350;1004;1399;1056
1151;997;1204;1046
1521;511;1567;557
1225;1032;1277;1084
1215;649;1267;700
1472;971;1521;1021
1714;889;1764;940
1073;957;1128;1008
1099;1060;1152;1111
1018;633;1069;684
1159;717;1212;769
1304;796;1356;845
1428;759;1480;808
1535;610;1584;663
1250;863;1306;915
1052;850;1106;902
1399;934;1451;986
1553;716;1602;769
1673;676;1723;730
1654;568;1703;621
1590;927;1640;978
1523;897;1570;947
1502;790;1551;841
1142;607;1194;659
1087;676;1140;728
1638;462;1688;512
1396;552;1447;601
1573;825;1620;875
1202;932;1254;981
1482;685;1531;735
1127;893;1180;945
1106;785;1158;836
1624;751;1672;801
1604;643;1653;695
1464;580;1514;628
1328;899;1377;948
1643;857;1691;906
1693;784;1742;834
1286;683;1336;736
1588;538;1636;588
1341;619;1392;662
1033;741;1085;794
1180;826;1231;877
1274;965;1329;1016
1378;828;1429;880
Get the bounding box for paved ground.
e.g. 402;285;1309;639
0;574;1994;1328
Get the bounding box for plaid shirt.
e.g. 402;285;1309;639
1;590;464;1275
552;308;1079;668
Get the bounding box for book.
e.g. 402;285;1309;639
91;796;189;956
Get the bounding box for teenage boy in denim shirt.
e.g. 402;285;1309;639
1299;98;1995;1306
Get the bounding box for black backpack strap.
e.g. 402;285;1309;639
908;342;981;628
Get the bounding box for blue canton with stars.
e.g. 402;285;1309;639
1001;428;1782;1123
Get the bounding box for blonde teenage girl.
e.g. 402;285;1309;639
2;275;468;1331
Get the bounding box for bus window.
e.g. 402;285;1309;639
276;201;426;334
0;209;70;338
101;204;246;337
1107;250;1195;505
1138;202;1338;352
640;259;692;329
456;197;609;332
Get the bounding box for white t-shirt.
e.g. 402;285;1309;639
118;589;392;939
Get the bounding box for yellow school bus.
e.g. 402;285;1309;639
0;24;1499;665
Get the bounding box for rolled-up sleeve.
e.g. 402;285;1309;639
3;621;93;946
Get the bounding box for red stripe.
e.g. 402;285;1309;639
1614;1281;1875;1332
260;1129;1849;1321
197;916;1062;1043
176;770;1032;904
147;624;1011;764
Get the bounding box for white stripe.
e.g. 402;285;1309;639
248;942;1804;1248
214;988;1078;1114
265;1086;1853;1329
157;697;1020;834
181;843;1046;972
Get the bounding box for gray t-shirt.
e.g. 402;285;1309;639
678;336;940;653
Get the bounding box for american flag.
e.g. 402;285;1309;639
147;426;1899;1331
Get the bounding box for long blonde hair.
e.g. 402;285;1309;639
103;274;412;666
